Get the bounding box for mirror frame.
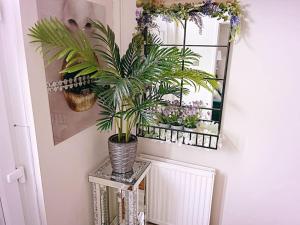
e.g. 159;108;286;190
135;1;242;150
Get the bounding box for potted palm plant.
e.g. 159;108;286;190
29;18;218;173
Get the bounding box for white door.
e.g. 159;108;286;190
0;0;27;223
0;75;26;225
0;1;47;225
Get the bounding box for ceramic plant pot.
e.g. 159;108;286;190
158;123;170;128
170;124;184;130
108;134;138;174
183;127;197;132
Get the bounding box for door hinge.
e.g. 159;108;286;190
6;167;26;183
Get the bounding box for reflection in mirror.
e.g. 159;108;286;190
185;19;230;116
145;16;231;139
136;1;242;149
184;19;229;113
151;16;184;45
185;17;230;46
152;16;230;46
152;17;230;122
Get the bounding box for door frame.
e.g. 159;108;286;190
0;0;47;225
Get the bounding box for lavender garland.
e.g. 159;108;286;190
136;0;242;41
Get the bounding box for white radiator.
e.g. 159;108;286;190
139;154;215;225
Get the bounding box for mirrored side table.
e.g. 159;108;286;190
89;158;151;225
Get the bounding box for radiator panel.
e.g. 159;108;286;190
140;155;215;225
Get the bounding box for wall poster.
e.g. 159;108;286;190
37;0;112;145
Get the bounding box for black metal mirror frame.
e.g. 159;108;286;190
136;13;232;150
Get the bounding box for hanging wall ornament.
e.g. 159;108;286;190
135;0;242;41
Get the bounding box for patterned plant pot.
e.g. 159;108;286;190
108;134;138;174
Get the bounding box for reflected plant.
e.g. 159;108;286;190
156;106;172;124
183;105;199;129
168;103;183;126
191;100;204;108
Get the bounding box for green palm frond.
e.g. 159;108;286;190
180;48;201;66
124;97;161;126
177;69;219;93
91;20;121;75
132;45;181;81
96;104;114;131
121;34;144;76
29;18;97;71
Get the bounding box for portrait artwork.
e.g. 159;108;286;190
37;0;111;144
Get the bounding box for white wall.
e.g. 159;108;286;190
18;0;300;225
126;0;300;225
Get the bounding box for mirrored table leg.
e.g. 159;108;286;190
124;190;138;225
92;183;102;225
100;185;109;225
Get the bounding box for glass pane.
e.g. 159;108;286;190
187;46;228;77
137;179;146;223
108;187;119;224
151;16;231;46
151;16;185;45
181;45;228;113
185;17;230;46
150;45;226;117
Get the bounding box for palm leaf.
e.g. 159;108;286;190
29;18;97;69
91;20;121;75
121;34;143;76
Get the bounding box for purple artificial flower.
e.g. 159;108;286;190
201;0;219;16
162;15;172;23
201;6;211;15
192;100;203;108
230;15;240;27
187;109;193;116
136;9;142;18
189;11;203;34
162;108;171;116
172;100;180;106
183;105;197;117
